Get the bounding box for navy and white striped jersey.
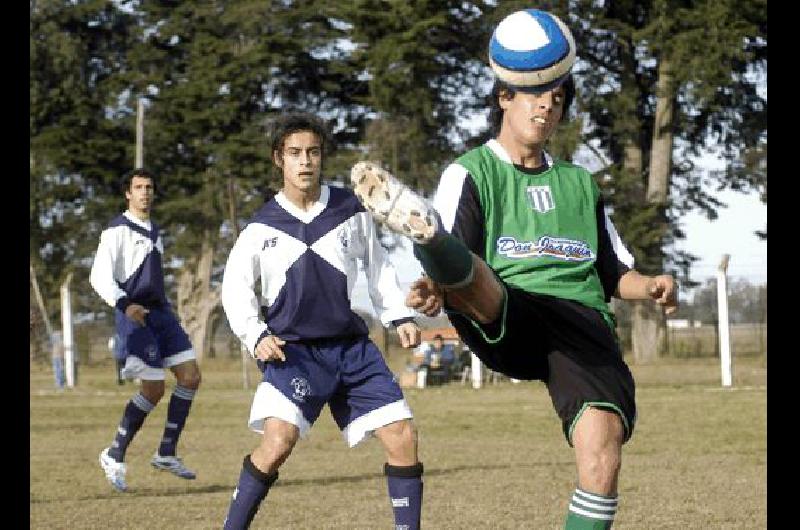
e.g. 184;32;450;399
221;184;414;353
89;211;168;311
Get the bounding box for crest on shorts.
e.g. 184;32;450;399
290;377;311;403
526;185;554;213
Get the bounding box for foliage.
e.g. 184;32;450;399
571;0;766;283
30;0;767;327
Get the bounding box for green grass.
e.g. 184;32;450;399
30;354;766;529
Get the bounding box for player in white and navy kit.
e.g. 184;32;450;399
90;168;201;492
221;113;425;530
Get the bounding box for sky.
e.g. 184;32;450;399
674;188;766;288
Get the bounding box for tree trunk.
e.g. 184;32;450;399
632;57;675;363
176;231;221;361
647;58;674;205
632;300;668;362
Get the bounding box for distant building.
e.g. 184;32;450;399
667;319;702;329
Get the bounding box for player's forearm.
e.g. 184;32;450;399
221;277;267;352
615;270;655;300
89;259;127;308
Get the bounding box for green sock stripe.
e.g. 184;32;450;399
570;490;618;520
565;510;614;530
569;507;616;520
574;489;618;506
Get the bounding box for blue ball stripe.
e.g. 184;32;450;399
489;10;569;71
489;40;570;72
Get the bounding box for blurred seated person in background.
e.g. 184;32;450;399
428;334;455;368
417;335;456;387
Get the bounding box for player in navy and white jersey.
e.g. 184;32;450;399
90;168;201;492
220;113;425;530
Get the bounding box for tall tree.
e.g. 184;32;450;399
570;0;766;361
119;0;377;356
343;0;495;191
30;0;138;324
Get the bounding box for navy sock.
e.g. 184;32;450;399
107;393;154;462
158;385;195;457
413;235;474;288
385;463;424;530
223;455;278;530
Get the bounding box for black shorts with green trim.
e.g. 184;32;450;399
446;284;636;445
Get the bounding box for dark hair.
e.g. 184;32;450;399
120;167;156;194
433;334;443;340
487;74;576;134
268;112;333;162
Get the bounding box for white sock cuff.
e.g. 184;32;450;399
173;385;196;401
569;489;618;521
132;393;156;412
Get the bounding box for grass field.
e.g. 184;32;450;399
30;353;766;529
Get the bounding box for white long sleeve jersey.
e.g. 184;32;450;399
221;185;414;354
89;211;168;310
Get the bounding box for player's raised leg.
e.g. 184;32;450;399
350;162;504;324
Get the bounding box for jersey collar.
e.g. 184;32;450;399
275;184;330;224
486;139;553;169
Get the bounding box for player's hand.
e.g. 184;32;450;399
405;276;444;317
396;322;421;349
647;275;678;315
255;335;287;362
125;303;150;326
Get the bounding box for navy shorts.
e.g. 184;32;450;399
448;285;636;445
115;306;195;380
248;335;413;447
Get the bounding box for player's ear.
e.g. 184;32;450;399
272;149;283;169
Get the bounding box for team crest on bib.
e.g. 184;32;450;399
526;185;555;213
290;377;312;403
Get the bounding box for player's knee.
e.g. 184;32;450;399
398;420;418;448
586;447;621;478
380;420;418;456
178;368;201;389
261;426;299;457
140;381;165;403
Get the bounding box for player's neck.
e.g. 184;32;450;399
127;208;151;223
282;185;321;211
496;135;545;169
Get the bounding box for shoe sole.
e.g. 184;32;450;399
99;452;127;492
151;461;196;480
350;161;437;243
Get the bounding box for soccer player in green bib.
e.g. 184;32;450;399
351;8;678;529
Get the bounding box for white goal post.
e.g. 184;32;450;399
60;272;76;387
716;255;733;387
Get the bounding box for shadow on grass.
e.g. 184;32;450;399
32;460;573;503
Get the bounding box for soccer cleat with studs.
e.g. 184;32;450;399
350;161;438;244
150;453;197;480
99;447;128;492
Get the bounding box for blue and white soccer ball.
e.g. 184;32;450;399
489;9;576;92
